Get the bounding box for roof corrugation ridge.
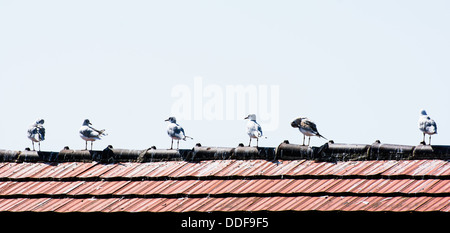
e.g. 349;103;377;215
2;141;450;163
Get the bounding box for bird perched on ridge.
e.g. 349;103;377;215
27;118;45;151
291;117;327;146
165;117;192;149
418;109;437;145
79;119;107;150
245;114;264;147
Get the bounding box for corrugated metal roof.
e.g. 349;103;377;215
1;179;448;196
0;159;449;213
1;160;450;180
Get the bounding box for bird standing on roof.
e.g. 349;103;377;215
245;114;264;147
27;118;45;151
418;109;437;145
165;117;192;149
79;119;107;150
291;117;327;146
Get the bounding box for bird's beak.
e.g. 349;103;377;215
244;116;249;119
290;121;297;127
89;122;92;125
165;118;169;122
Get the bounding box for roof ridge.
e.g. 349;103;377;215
2;141;450;163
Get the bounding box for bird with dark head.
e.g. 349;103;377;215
291;117;327;146
418;109;437;145
165;117;193;149
27;118;45;151
244;114;264;147
79;119;107;150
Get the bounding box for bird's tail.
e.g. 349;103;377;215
317;133;327;140
98;129;108;137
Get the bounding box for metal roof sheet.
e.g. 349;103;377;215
0;159;449;213
0;196;447;213
0;179;449;197
0;159;449;180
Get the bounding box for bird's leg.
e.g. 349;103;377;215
248;138;252;147
429;135;432;145
32;142;35;151
177;140;180;149
38;142;41;151
302;134;305;146
256;138;259;147
85;141;88;150
308;137;311;146
170;139;173;150
91;141;93;151
422;133;426;144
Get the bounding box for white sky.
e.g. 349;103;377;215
1;0;449;151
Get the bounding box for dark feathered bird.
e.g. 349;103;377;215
79;119;107;150
291;117;327;146
27;118;45;151
165;117;192;149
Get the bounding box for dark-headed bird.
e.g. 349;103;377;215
165;117;192;149
27;118;45;151
79;119;107;150
244;114;264;147
418;109;437;145
291;117;327;146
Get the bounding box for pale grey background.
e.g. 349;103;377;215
1;0;449;150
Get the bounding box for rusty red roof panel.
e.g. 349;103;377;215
0;159;445;180
0;196;448;213
0;163;33;179
415;197;450;212
259;160;305;176
0;159;449;213
104;198;142;212
33;198;72;212
77;163;115;178
67;180;130;195
1;179;449;197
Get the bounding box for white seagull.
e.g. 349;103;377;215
418;109;437;145
165;117;192;149
244;114;264;147
79;119;107;150
291;117;327;146
27;118;45;151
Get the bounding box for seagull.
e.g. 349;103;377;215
244;114;264;147
79;119;107;150
165;117;192;149
291;117;327;146
27;118;45;151
418;109;437;145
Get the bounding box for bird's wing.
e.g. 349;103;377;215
301;119;319;134
27;126;36;138
168;123;185;139
246;121;263;138
91;126;107;136
38;126;45;140
180;127;187;139
80;126;102;138
418;116;428;131
419;116;437;134
256;122;263;137
425;119;437;133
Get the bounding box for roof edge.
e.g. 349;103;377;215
1;141;450;163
